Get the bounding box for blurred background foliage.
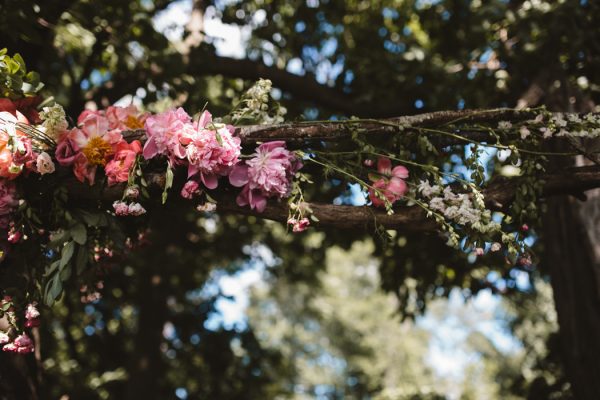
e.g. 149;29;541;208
2;0;598;398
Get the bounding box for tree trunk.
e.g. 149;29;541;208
124;246;168;400
544;192;600;399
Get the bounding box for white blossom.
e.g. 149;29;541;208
39;104;68;139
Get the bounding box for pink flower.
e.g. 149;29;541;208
7;228;21;243
288;217;310;232
12;136;34;166
181;180;200;199
54;135;79;166
0;179;17;216
183;115;241;189
0;111;29;179
113;201;146;216
24;319;40;328
113;201;130;216
25;303;40;320
3;333;34;354
368;157;408;208
124;186;140;199
104;140;142;186
0;332;9;344
229;141;301;212
57;110;123;185
142;108;190;161
36;152;55;175
127;202;146;216
105;105;148;132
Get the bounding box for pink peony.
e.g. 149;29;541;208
229;141;301;212
181;180;200;199
183;113;241;189
142;108;190;161
104;140;142;186
368;157;408;208
0;179;17;216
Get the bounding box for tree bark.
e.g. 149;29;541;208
124;238;169;400
543;194;600;399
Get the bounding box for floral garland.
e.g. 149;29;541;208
1;51;600;355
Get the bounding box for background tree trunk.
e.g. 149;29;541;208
544;193;600;399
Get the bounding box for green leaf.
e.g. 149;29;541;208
59;263;72;282
44;260;61;277
71;223;87;245
60;241;75;268
162;165;174;204
44;275;62;306
48;229;70;249
75;245;88;275
214;130;223;146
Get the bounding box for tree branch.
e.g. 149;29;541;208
234;108;540;144
216;165;600;231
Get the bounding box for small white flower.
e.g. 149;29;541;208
39;104;68;139
498;121;512;130
519;126;531;139
491;242;501;252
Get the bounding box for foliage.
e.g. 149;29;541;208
0;0;598;398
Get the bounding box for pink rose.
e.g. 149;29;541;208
36;152;55;175
54;135;79;166
229;141;301;212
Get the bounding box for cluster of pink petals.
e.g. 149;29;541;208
229;141;301;212
56;106;147;185
368;157;409;208
2;333;34;354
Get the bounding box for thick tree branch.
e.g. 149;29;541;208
234;108;539;144
216;165;600;231
67;165;600;232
